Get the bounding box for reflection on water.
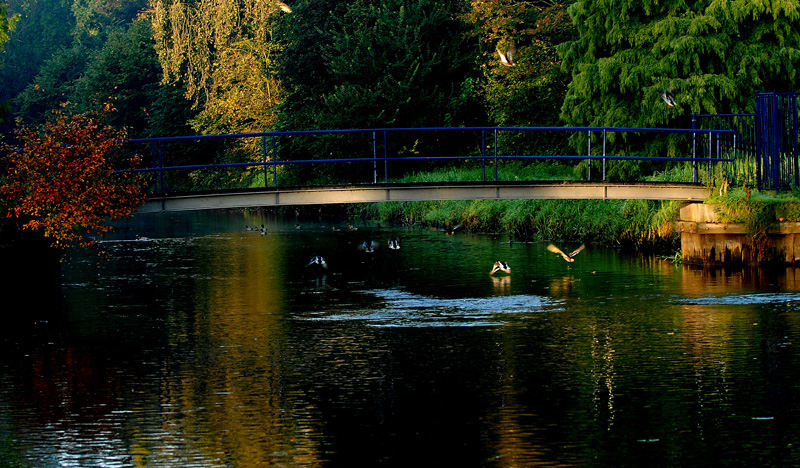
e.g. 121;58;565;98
1;210;800;467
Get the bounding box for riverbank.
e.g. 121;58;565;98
340;162;683;251
346;164;800;260
351;197;682;250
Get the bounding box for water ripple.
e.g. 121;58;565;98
674;292;800;306
299;288;564;327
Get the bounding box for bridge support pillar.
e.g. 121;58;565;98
676;204;800;265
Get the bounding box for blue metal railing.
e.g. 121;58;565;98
756;92;800;190
692;113;757;187
126;126;735;194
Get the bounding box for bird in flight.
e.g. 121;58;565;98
547;244;585;262
438;224;462;235
660;90;676;107
497;46;516;67
306;256;327;268
489;261;511;275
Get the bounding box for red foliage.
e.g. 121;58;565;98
1;105;147;248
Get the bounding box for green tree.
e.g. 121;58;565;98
276;0;480;184
558;0;800;179
319;0;476;129
276;0;349;132
464;0;574;155
0;0;19;122
0;1;19;121
72;18;163;137
0;1;18;51
8;0;149;126
14;45;88;124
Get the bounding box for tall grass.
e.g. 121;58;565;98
351;162;687;248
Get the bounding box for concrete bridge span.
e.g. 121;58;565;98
138;181;710;213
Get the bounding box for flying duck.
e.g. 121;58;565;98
497;46;516;67
388;238;400;250
547;244;586;262
360;241;377;253
438;224;462;235
490;261;511;275
660;90;676;107
306;256;327;268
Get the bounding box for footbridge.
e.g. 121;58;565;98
139;181;710;213
129;125;737;213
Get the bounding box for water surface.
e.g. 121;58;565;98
2;210;799;467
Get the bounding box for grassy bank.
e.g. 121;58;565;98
706;186;800;241
349;162;686;250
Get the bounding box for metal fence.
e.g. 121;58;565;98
692;113;757;187
756;92;800;190
128;126;734;194
693;92;800;190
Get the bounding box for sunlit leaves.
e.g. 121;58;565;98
149;0;286;134
0;2;19;50
1;105;146;248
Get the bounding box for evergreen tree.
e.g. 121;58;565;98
275;0;350;133
560;0;800;128
319;0;475;129
0;0;71;122
8;0;149;126
72;19;162;137
558;0;800;179
276;0;479;184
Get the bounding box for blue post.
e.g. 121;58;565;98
707;133;712;182
372;131;377;184
691;113;698;183
271;135;278;187
383;131;388;183
587;130;592;181
157;140;164;194
481;130;486;182
756;95;763;189
602;129;607;181
792;94;799;187
493;128;499;181
773;93;781;189
261;136;268;188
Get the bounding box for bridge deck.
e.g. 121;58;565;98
138;181;709;213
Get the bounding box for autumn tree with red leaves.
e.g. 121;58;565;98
1;105;146;248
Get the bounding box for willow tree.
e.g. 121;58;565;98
558;0;800;179
150;0;289;134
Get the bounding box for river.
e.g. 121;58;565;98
1;209;799;467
